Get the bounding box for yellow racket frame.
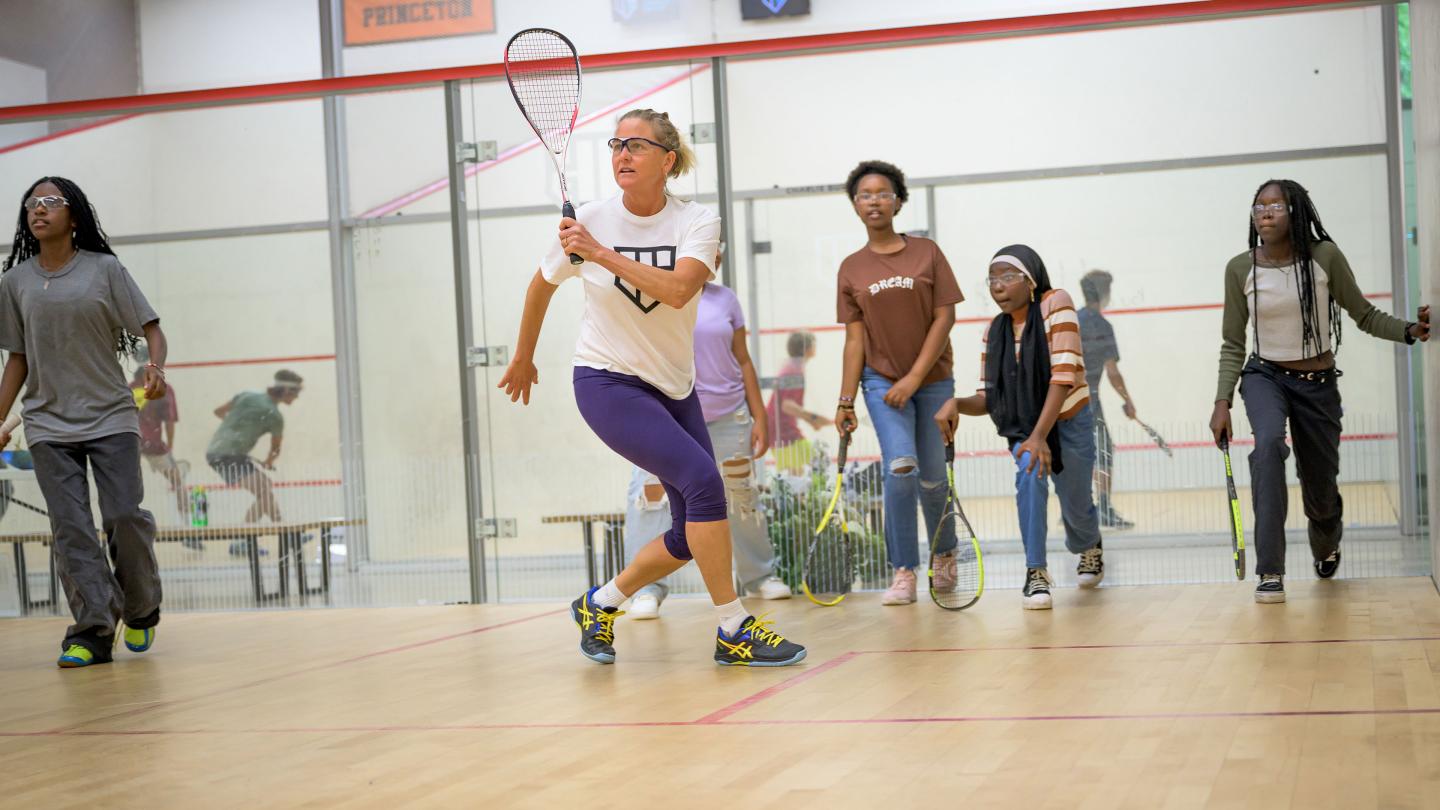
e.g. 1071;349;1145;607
802;435;850;607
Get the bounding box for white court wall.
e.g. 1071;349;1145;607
0;7;1406;560
132;0;1220;96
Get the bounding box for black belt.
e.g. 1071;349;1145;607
1250;355;1342;383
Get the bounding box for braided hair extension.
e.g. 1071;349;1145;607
4;177;140;358
1246;179;1342;359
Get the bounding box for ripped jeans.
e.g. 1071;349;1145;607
861;367;957;571
623;403;777;593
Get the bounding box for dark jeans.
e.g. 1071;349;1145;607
31;433;161;655
1238;357;1343;576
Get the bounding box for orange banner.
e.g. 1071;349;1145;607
343;0;494;46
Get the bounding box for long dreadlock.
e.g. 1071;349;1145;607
1247;178;1342;358
3;176;140;358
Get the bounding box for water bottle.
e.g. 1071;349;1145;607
190;485;209;527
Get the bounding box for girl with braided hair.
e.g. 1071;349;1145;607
1210;179;1430;603
0;177;169;666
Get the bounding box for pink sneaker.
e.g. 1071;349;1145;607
881;568;917;605
930;550;958;592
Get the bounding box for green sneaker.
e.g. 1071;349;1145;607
123;626;154;653
57;643;111;668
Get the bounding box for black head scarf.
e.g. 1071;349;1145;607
983;244;1064;474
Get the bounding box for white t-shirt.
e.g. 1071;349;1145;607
540;193;721;399
1244;260;1333;361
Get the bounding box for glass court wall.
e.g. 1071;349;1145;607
0;3;1425;615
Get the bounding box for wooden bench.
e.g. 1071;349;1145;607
1;518;363;614
541;512;626;590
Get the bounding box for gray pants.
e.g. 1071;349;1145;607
1238;358;1343;576
32;433;161;654
624;403;777;594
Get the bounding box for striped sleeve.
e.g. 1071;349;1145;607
1042;290;1084;387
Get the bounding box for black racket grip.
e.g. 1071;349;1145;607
562;201;583;266
944;443;955;465
837;433;849;468
1219;435;1230;453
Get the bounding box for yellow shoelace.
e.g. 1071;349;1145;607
741;615;786;648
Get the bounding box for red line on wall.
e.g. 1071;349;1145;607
0;1;1362;123
165;354;337;370
756;293;1393;336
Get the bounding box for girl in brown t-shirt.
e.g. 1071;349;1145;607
833;160;963;607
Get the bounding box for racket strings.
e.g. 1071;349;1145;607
505;33;580;154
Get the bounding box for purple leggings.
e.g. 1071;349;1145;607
573;367;725;560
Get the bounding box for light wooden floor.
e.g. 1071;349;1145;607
4;577;1440;809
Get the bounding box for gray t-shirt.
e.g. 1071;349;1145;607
0;250;159;444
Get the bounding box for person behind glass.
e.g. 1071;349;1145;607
1078;270;1137;530
130;358;190;524
832;160;962;607
206;370;303;555
498;108;805;667
1210;179;1430;604
765;330;830;474
935;246;1105;611
0;177;167;667
624;258;792;619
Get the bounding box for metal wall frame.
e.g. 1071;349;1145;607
0;1;1420;603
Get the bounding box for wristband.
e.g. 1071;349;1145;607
1405;322;1418;345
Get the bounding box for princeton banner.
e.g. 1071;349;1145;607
343;0;495;46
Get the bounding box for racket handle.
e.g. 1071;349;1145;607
562;201;583;266
944;443;955;465
837;433;849;468
1219;435;1229;452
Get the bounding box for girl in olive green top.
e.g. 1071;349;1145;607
1209;179;1429;604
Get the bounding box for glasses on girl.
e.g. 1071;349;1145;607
1251;203;1287;218
24;195;68;211
853;192;897;204
607;137;669;156
986;272;1027;289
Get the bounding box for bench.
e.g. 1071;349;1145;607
541;512;626;590
1;518;363;614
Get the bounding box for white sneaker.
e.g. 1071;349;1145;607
754;576;792;600
1076;544;1104;589
628;590;662;620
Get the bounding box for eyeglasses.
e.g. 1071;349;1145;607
23;195;68;211
853;192;898;204
986;272;1028;289
1251;203;1287;218
607;137;670;156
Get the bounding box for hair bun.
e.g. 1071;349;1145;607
660;112;669;120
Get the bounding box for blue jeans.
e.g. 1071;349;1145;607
860;367;957;571
1014;404;1103;569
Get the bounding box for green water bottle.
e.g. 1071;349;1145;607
190;485;209;527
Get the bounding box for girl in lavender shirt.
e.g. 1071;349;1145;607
624;280;791;619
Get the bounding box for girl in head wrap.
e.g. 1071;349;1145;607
934;245;1104;610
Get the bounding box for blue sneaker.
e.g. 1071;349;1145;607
715;615;807;667
123;625;154;653
570;589;622;664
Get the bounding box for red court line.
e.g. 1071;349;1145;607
695;651;861;724
165;354;336;370
756;293;1392;336
359;66;708;219
0;114;140;155
0;0;1360;124
860;634;1440;656
10;705;1439;739
48;607;566;734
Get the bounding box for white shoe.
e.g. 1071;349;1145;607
755;576;792;600
1076;545;1104;589
628;592;661;620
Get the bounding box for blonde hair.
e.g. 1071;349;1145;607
618;108;695;179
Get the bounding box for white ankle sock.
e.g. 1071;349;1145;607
715;599;749;636
592;579;627;609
